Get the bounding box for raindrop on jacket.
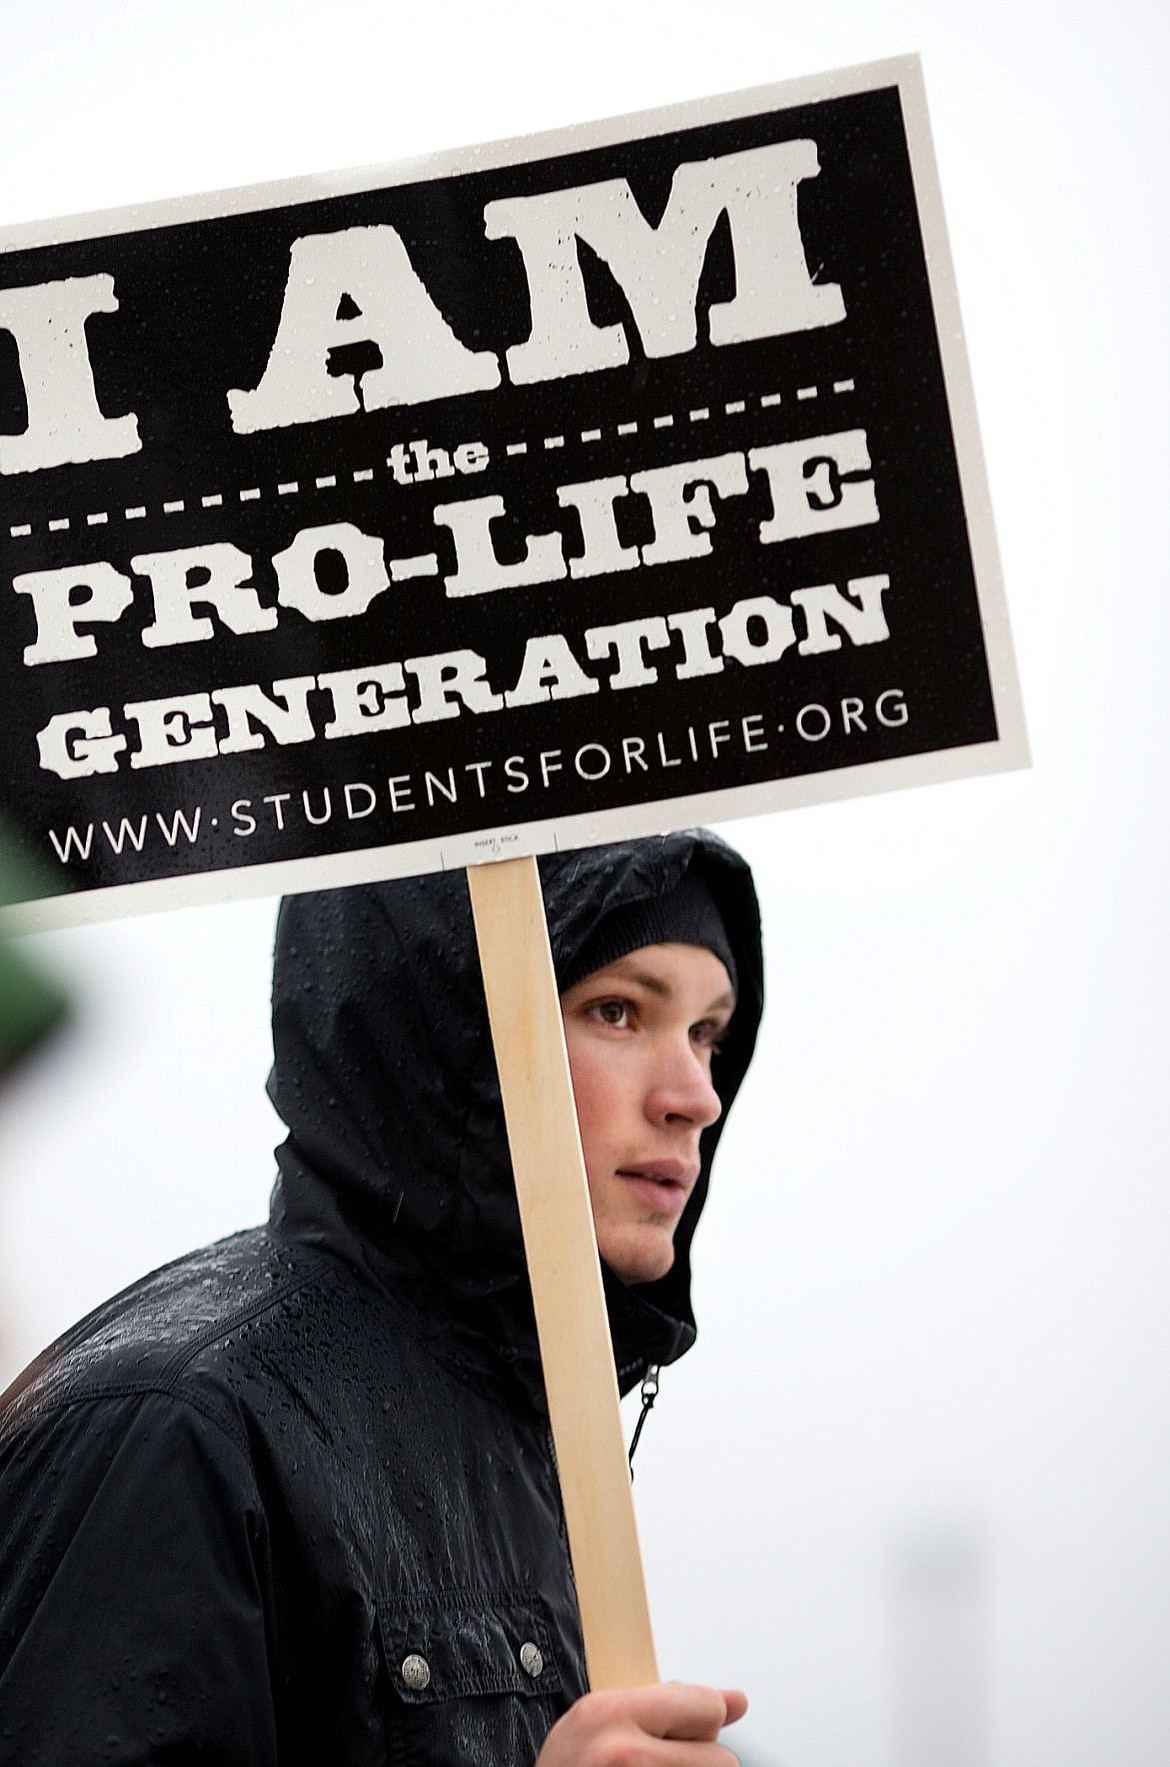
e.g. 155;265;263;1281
0;830;763;1765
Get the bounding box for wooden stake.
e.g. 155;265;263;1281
466;854;659;1691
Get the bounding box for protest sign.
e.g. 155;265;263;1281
0;55;1027;1693
1;55;1024;932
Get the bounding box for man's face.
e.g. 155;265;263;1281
560;942;735;1285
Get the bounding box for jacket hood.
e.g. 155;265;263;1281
267;831;763;1407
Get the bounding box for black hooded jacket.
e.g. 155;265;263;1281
0;832;762;1766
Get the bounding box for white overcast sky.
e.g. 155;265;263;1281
1;5;1167;1766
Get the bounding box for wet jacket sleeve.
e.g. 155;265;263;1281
0;1388;279;1766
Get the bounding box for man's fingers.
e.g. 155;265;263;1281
533;1684;750;1764
628;1681;748;1741
719;1688;748;1726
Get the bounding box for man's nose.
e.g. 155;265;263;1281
648;1041;723;1130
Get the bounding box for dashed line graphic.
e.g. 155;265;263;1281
389;553;439;581
4;376;858;536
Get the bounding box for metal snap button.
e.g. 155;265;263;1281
519;1640;544;1678
401;1652;431;1691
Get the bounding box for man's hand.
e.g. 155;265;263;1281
535;1681;748;1764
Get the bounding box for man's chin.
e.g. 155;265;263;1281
603;1236;676;1287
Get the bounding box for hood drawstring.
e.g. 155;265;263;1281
627;1364;660;1480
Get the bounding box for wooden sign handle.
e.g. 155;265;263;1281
466;854;659;1691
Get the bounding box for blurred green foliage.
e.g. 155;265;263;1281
0;834;70;1077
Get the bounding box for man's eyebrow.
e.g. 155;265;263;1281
604;965;736;1014
608;966;671;999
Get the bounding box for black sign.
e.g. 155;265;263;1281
0;57;1025;925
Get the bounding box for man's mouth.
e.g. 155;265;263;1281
615;1163;696;1207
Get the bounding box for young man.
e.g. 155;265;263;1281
0;829;763;1764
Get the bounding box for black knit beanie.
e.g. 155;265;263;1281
558;867;737;997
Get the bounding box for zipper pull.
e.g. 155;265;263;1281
627;1363;660;1480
